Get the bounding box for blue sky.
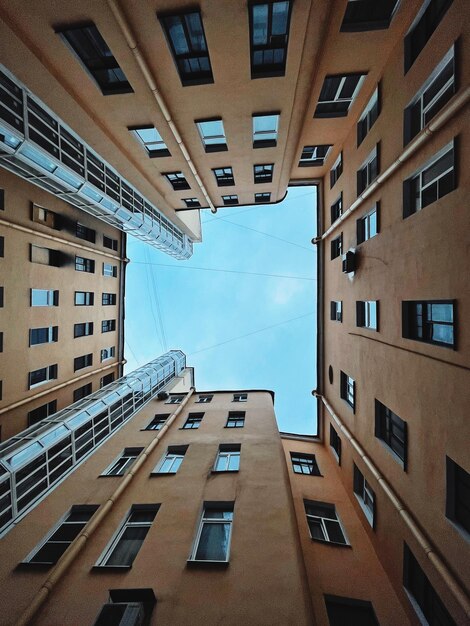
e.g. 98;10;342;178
124;185;318;434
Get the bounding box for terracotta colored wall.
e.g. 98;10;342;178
0;390;313;626
0;170;124;439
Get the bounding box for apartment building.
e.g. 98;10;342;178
0;170;126;440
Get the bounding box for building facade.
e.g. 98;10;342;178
0;170;126;441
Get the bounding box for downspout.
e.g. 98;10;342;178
314;392;470;621
14;385;195;626
106;0;217;214
0;361;124;416
117;230;127;378
322;87;470;240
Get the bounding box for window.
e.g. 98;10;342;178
404;46;456;145
183;198;201;208
74;354;92;371
28;400;57;427
196;395;213;403
254;164;274;184
340;371;355;412
330;152;343;188
93;590;156;626
446;457;470;535
403;141;455;218
353;465;375;527
74;322;94;338
75;291;94;306
252;113;279;148
330;425;341;463
75;256;95;273
183;413;203;429
145;414;170;430
96;505;159;567
375;400;407;466
0;236;3;257
214;445;241;472
404;543;456;626
196;118;227;152
31;289;59;307
23;505;98;565
404;0;454;73
30;245;62;267
75;223;96;243
28;364;57;389
299;145;332;167
101;347;115;361
103;263;117;277
163;171;190;191
152;445;188;474
340;0;400;31
73;382;92;402
249;1;292;78
213;167;235;187
29;326;58;346
222;195;238;206
357;204;379;243
330;234;342;260
102;320;116;333
0;286;3;308
166;394;184;404
356;301;378;331
159;10;213;86
103;448;143;476
255;192;271;203
357;144;380;195
315;74;366;118
32;204;58;229
233;393;248;402
102;293;117;306
304;501;348;545
402;300;455;348
290;452;321;476
0;189;3;210
189;503;233;562
330;301;342;322
226;411;245;428
103;235;118;251
100;373;115;388
0;332;2;353
57;23;133;95
129;125;170;157
325;595;379;626
357;87;380;146
331;194;342;223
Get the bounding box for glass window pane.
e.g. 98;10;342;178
252;4;269;45
168;18;189;54
204;510;233;520
431;324;453;344
186;13;206;52
325;519;346;544
308;518;325;541
106;526;148;566
228;454;240;471
254;115;278;133
195;522;230;560
430;304;453;322
272;2;289;35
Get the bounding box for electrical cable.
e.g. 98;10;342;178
132;261;316;281
215;217;312;251
188;311;315;356
143;247;164;351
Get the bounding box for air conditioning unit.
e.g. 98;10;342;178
157;391;169;400
342;251;356;274
93;602;145;626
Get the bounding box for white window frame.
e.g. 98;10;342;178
252;113;279;145
189;505;234;563
145;415;168;430
130;125;168;155
28;364;57;389
354;466;375;527
330;152;343;187
100;346;116;362
95;506;157;568
408;140;454;213
305;501;349;545
318;75;365;110
152;447;186;474
165;395;184;405
31;289;57;307
358;87;379;140
299;145;332;166
232;393;247;403
102;448;142;476
214;446;241;472
196;119;227;150
358;204;379;243
363;301;378;330
29;326;58;346
103;263;117;278
196;395;213;403
331;301;342;322
358;145;379;193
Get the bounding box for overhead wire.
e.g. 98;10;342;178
147;248;169;351
132;261;316;281
188;311;315;356
214;217;313;251
143;247;164;351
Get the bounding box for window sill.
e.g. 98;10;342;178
91;565;132;572
354;494;375;528
17;561;53;570
186;559;229;569
310;538;351;548
211;470;239;474
149;472;177;476
293;471;323;477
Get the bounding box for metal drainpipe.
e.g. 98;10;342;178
321;87;470;240
106;0;217;214
314;391;470;620
14;385;195;626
